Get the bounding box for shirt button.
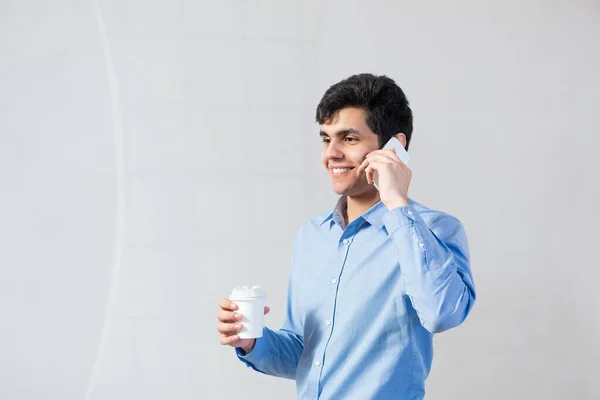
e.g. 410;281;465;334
342;238;349;245
331;278;337;284
407;210;414;216
315;361;321;367
326;320;332;326
419;242;425;248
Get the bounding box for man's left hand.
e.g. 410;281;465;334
358;148;412;210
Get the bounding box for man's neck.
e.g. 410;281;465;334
345;191;381;226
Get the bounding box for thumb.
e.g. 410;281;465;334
264;306;270;315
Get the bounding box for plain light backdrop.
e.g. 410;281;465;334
1;0;599;399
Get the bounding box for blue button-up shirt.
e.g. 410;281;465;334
237;197;476;399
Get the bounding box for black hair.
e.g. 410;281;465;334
316;73;413;150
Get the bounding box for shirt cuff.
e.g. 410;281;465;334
382;205;425;233
235;327;270;368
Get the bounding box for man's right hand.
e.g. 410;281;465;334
217;298;270;354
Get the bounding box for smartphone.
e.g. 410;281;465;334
382;137;409;166
373;137;409;190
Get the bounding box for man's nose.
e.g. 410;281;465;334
325;141;343;159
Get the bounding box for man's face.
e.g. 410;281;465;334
320;107;380;196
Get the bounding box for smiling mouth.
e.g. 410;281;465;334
331;167;355;176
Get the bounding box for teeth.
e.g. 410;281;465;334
333;168;351;174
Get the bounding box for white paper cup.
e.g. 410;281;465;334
229;286;266;339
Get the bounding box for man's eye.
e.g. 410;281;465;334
345;137;357;142
321;138;330;144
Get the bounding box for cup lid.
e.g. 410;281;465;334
230;285;265;299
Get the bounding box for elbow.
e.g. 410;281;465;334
419;295;476;334
420;316;455;334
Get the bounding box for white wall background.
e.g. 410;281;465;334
1;1;599;399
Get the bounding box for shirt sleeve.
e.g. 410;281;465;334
235;234;304;379
382;205;476;333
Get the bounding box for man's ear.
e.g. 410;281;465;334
394;133;408;149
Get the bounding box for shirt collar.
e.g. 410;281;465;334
318;196;344;227
319;196;414;230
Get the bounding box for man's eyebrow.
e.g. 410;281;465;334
319;128;361;137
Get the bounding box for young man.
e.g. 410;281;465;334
217;73;476;399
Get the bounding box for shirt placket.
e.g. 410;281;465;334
312;223;362;399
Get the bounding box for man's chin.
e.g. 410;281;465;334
331;183;351;196
331;183;373;197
